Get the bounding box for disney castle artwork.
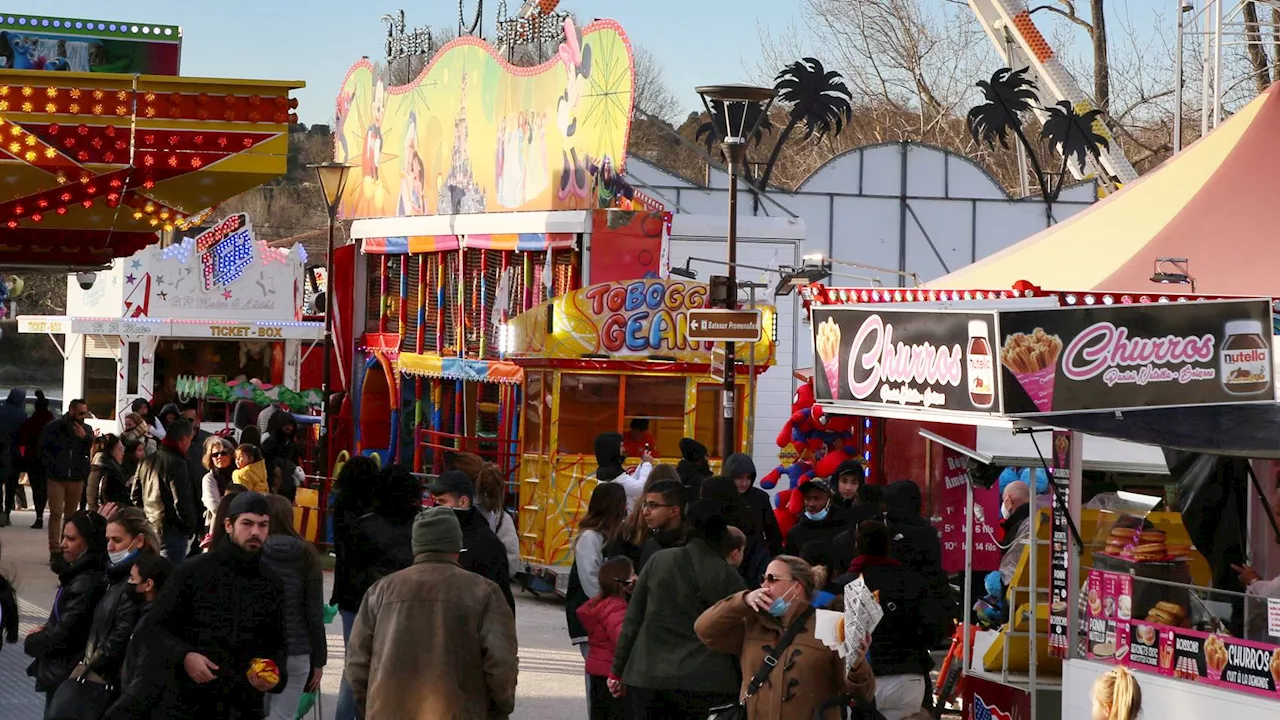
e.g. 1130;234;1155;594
437;73;487;215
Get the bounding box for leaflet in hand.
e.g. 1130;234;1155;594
843;577;883;660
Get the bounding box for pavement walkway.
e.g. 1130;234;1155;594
0;508;585;719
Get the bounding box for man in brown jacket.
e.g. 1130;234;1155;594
345;506;519;719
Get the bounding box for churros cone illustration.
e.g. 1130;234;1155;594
816;318;842;396
1000;328;1063;413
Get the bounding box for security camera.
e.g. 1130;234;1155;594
75;271;97;290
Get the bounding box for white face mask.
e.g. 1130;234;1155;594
1000;502;1011;520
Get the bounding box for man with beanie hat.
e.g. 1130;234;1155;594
428;470;515;612
346;507;519;719
141;491;289;719
675;438;713;499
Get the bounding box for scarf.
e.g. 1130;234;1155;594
848;554;901;576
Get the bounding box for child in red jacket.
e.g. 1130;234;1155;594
576;556;635;720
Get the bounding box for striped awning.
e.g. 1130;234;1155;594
397;353;524;384
362;232;575;255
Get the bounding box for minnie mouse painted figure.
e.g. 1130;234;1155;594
555;18;592;201
361;75;387;182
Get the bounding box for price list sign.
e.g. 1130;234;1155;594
936;448;1002;574
1048;430;1072;658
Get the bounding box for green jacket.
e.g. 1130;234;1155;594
611;538;746;692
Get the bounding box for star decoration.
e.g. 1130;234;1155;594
131;259;142;270
156;290;168;301
125;274;136;285
155;275;166;286
141;358;150;365
222;290;233;300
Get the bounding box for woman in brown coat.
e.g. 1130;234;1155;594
695;555;876;720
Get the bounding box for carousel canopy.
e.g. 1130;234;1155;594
0;68;302;268
932;83;1280;296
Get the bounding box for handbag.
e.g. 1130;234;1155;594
707;604;817;720
46;670;115;720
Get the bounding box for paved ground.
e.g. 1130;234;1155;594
0;508;585;719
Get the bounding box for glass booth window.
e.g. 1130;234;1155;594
693;384;746;458
523;371;551;455
557;374;619;455
623;375;686;459
153;339;279;421
83;356;117;420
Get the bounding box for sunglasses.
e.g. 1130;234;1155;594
211;451;230;458
762;574;796;585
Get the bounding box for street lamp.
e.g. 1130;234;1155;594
310;162;354;479
696;83;777;459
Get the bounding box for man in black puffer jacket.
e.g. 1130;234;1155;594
428;470;516;613
831;521;940;720
783;478;849;556
142;492;288;719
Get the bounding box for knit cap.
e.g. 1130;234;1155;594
412;506;463;555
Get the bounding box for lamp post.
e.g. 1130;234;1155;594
697;84;776;459
310;162;354;479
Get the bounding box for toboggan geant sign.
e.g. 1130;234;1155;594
811;299;1275;417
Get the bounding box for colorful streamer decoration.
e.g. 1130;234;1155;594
176;374;323;409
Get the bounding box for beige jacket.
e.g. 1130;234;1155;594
346;553;519;719
696;591;876;720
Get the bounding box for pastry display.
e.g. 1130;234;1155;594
1100;521;1195;562
1145;601;1190;628
1102;526;1138;557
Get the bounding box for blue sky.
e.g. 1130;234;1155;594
8;0;1169;126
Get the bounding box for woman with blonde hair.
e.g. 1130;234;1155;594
1092;666;1141;720
200;436;237;526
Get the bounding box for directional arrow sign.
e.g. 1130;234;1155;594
686;309;763;342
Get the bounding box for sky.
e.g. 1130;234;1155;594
8;0;1173;127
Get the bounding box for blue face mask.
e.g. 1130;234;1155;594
805;505;830;522
767;584;798;617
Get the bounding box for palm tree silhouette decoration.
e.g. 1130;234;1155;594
695;58;852;209
967;67;1109;224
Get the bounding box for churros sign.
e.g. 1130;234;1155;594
810;307;1001;414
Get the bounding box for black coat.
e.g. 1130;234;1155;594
742;488;784;558
638;525;686;572
144;540;289;720
456;506;515;613
675;459;713;500
39;415;92;482
95;456;133;509
831;558;939;677
102;604;166;720
333;512;414;613
84;556;143;684
185;429;213;495
132;445;200;538
24;552;107;691
784;506;851;557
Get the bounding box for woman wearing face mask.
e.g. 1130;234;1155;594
101;551;174;720
24;511;109;710
88;434;131;513
695;555;877;720
68;508;159;706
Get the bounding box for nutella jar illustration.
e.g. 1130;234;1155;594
967;319;995;408
1221;320;1272;395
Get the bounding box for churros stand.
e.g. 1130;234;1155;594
801;283;1280;720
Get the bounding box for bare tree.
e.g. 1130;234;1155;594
632;46;682;123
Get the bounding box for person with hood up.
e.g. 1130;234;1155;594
231;444;271;494
0;388;28;526
88;433;131;511
723;452;784;557
700;476;773;586
19;390;56;529
262;411;304;473
143;491;288;720
828;521;938;720
783;478;849;556
130;398;166;441
428;470;516;612
675;438;713;500
155;403;182;435
830;459;866;511
101;551;174;720
260;494;326;720
608;499;746;719
345;507;518;720
25;511;108;709
39;398;94;562
593;431;653;512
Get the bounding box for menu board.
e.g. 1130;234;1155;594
936;447;1002;574
1087;569;1280;699
1048;430;1072;658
